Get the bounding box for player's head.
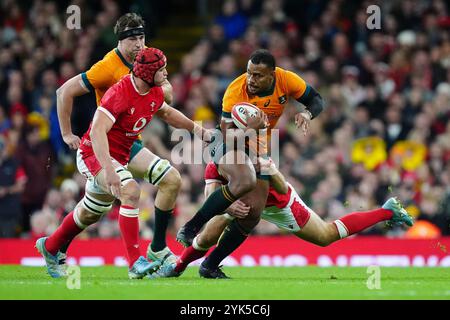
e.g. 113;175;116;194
132;47;168;86
246;49;276;95
114;13;146;60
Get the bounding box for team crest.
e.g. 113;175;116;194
279;95;287;104
150;101;156;111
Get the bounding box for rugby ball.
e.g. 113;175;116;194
231;102;260;129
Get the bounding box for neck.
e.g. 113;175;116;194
117;43;133;64
132;75;151;94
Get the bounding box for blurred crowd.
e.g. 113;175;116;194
0;0;449;240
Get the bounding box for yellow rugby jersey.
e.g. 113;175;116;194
222;67;308;134
81;48;133;105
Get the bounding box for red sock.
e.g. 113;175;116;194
175;246;208;273
119;206;141;267
45;211;84;255
334;208;393;238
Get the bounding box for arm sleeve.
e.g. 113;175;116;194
82;59;114;93
285;70;307;100
98;85;125;123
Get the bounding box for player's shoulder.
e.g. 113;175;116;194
276;67;305;89
227;73;247;92
223;73;246;104
102;48;121;63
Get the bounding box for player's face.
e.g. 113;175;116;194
153;64;168;86
246;61;275;95
121;35;145;60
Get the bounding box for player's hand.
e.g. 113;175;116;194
226;200;250;219
247;109;268;130
295;111;311;136
257;157;277;175
105;166;121;198
62;133;81;150
201;128;215;145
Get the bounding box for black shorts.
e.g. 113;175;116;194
209;140;270;181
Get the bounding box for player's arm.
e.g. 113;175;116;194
156;103;211;141
285;70;326;134
56;74;90;149
258;158;288;194
296;85;325;120
89;109;121;197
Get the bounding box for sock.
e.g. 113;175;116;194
150;207;173;252
185;185;237;231
334;208;393;238
175;244;208;273
45;211;85;255
203;219;248;269
119;205;141;267
59;239;72;254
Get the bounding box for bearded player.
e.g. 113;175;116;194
54;13;180;275
176;49;327;278
153;158;414;278
36;48;211;278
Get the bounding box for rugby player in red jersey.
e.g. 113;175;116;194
36;48;211;279
153;158;413;278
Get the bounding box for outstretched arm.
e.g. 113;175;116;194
56;74;90;149
156;103;211;141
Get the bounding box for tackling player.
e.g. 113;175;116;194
55;13;180;272
153;158;414;278
36;48;211;279
176;49;326;278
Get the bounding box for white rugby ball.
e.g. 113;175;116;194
231;102;260;129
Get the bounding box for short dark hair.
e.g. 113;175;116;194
114;13;145;35
249;49;276;70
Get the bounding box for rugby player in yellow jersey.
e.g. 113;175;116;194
176;49;326;278
54;13;181;275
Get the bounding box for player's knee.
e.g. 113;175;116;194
197;233;217;249
314;226;336;247
158;168;181;194
78;208;101;225
121;180;140;205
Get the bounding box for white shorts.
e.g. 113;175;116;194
76;149;127;195
224;183;312;232
261;184;312;232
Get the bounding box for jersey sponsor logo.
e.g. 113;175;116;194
130;107;135;115
133;117;147;131
279;95;287;104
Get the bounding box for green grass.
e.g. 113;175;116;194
0;266;449;300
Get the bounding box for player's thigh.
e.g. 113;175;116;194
239;178;269;221
293;211;336;246
197;215;231;247
128;144;177;187
218;149;255;178
95;161;134;196
128;144;158;178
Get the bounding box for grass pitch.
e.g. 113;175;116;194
0;266;449;300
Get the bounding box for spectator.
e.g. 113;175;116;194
16;123;54;234
0;133;26;237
